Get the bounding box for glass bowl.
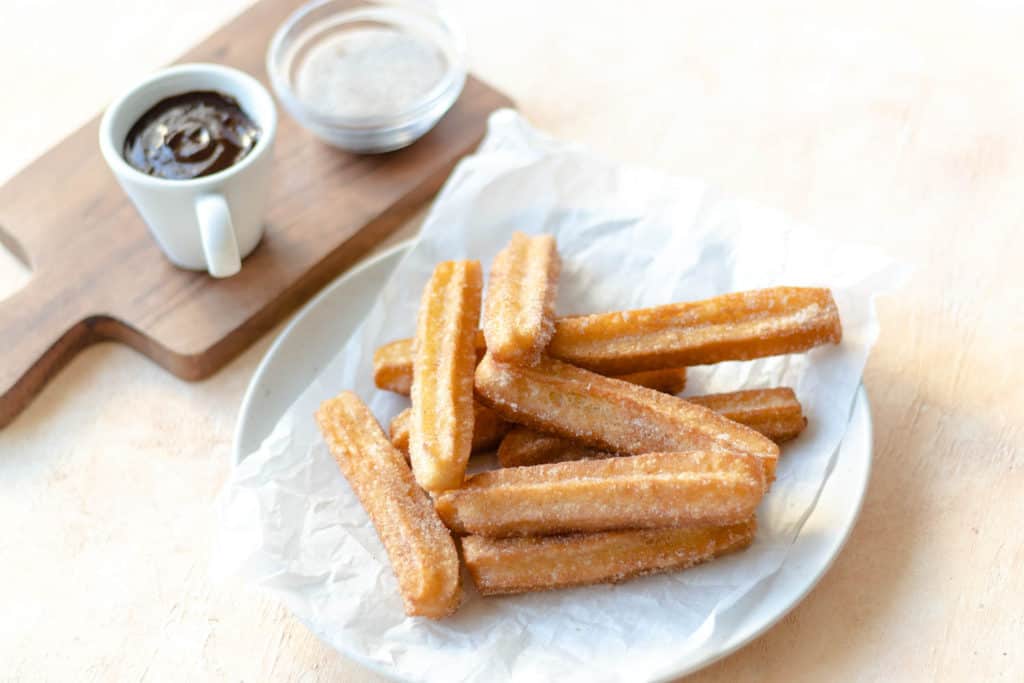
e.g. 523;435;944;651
267;0;466;153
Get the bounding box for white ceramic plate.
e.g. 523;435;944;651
233;240;872;681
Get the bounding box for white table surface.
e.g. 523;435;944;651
1;1;1021;680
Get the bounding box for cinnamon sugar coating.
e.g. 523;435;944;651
409;260;483;492
482;232;561;364
434;451;765;537
462;518;756;595
315;392;462;618
390;402;510;455
374;336;687;397
548;287;841;374
497;387;805;467
475;353;780;478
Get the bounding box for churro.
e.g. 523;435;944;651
315;392;461;618
374;333;486;395
462;518;756;596
409;260;483;493
434;451;765;537
547;287;841;374
689;387;806;443
374;336;686;397
482;232;561;364
496;428;604;468
390;403;510;454
322;232;848;616
372;339;417;396
497;387;806;467
475;353;780;477
377;286;840;391
612;367;688;395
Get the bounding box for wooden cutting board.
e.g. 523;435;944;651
0;0;512;427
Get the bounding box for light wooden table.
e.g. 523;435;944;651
2;1;1021;680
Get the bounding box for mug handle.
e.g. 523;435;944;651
195;194;241;278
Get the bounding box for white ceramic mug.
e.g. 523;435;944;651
99;63;277;278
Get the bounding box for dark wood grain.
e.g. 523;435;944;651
0;0;512;427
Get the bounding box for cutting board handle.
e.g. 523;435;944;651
0;274;95;428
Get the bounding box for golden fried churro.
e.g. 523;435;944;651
475;353;780;477
434;451;765;537
373;339;417;395
315;392;461;618
688;387;806;443
374;334;686;396
390;403;510;454
496;428;604;468
462;518;756;595
468;403;512;450
613;367;688;395
547;287;841;374
496;387;806;467
377;286;838;390
409;260;483;493
482;232;561;364
374;333;486;395
389;410;412;451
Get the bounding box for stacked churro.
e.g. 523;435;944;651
317;231;842;617
408;260;482;493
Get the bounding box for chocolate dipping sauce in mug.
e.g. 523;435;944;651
123;91;261;180
99;64;277;278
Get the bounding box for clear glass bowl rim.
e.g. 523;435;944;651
266;0;467;132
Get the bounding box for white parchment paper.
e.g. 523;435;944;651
214;110;904;682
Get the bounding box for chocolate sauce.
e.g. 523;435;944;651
123;91;260;180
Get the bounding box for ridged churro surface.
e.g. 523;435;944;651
374;337;687;396
315;392;462;618
374;333;486;395
496;428;604;468
475;354;779;476
373;339;417;395
462;518;756;595
482;232;561;364
434;451;765;537
548;287;841;374
409;260;483;492
496;387;805;467
390;403;509;454
613;367;687;395
688;387;806;443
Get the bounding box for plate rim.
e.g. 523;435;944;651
231;239;414;464
231;241;872;681
661;386;872;679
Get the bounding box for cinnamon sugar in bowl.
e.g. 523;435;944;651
267;0;465;153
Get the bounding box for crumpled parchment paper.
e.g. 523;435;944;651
214;109;905;682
